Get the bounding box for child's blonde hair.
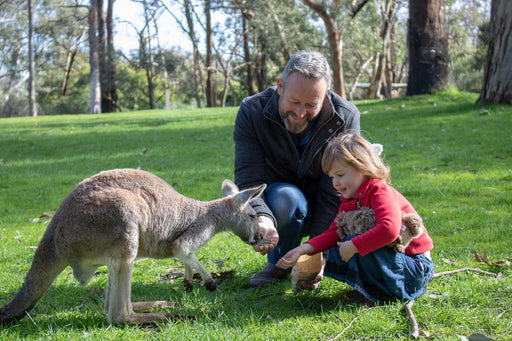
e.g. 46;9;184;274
322;133;390;181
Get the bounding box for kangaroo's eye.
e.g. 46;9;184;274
249;213;257;219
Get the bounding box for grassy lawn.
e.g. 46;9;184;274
0;92;511;340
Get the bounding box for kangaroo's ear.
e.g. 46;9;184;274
232;183;266;209
222;179;239;197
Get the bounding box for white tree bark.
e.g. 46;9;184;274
88;0;101;114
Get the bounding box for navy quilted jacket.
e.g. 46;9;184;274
233;86;360;238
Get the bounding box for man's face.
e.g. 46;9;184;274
277;72;328;135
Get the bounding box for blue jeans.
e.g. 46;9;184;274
324;235;435;303
265;182;309;266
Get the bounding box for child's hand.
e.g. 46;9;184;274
337;240;358;262
277;244;315;269
277;249;301;269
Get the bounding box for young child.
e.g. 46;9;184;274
276;134;434;304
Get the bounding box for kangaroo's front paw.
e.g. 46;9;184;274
184;279;194;292
204;280;216;291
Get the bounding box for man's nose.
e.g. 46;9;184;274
295;105;307;118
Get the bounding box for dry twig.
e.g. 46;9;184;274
328;316;359;341
433;267;499;278
404;300;419;339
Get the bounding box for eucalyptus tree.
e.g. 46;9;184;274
366;0;403;99
226;0;255;95
477;0;512;104
406;0;450;95
98;0;117;112
28;0;37;116
225;0;323;94
160;0;204;107
204;0;216;107
88;0;101;113
2;0;89;116
41;2;88;99
23;0;90;115
209;2;244;106
249;0;324;90
0;0;30;116
301;0;371;98
141;0;160;109
446;0;490;92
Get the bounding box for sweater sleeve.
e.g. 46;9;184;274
305;218;341;253
233;98;275;223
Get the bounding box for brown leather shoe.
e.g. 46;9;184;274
249;263;289;288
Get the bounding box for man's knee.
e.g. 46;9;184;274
266;183;308;225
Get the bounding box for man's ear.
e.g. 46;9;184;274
276;77;283;96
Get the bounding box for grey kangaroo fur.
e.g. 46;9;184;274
0;169;266;325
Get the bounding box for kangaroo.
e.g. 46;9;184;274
0;169;266;325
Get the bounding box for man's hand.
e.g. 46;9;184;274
253;216;278;255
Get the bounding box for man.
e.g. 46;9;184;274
233;50;361;288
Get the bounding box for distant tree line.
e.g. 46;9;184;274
0;0;508;117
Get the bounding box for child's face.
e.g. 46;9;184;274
328;159;366;199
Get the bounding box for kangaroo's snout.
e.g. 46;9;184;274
248;232;263;245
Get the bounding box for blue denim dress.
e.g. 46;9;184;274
323;235;434;304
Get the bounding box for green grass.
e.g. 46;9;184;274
0;92;511;340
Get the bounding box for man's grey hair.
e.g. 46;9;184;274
281;50;332;90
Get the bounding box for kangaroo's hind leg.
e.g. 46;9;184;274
105;258;136;323
106;258;193;324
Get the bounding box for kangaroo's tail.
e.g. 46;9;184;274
0;227;67;324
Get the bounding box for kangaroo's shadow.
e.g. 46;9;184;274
0;274;196;331
0;271;366;337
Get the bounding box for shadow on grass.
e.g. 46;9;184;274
0;270;364;336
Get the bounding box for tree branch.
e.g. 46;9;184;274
350;0;371;18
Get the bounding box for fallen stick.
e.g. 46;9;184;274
433;267;499;278
404;300;419;339
328;316;359;341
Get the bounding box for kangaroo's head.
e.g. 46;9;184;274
221;180;266;245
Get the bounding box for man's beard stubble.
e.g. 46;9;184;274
281;112;309;135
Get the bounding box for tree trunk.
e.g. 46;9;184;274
28;0;37;117
88;0;101;114
302;0;346;98
62;49;77;97
205;0;216;107
368;0;396;99
242;11;255;96
406;0;450;95
477;0;512;105
184;0;202;107
368;53;385;99
106;0;117;111
142;1;155;109
257;49;268;93
97;0;109;112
